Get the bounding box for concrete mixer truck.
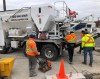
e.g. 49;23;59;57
0;1;99;60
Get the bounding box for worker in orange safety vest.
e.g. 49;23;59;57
26;34;40;77
65;31;77;64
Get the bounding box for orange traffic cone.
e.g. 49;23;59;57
56;59;69;79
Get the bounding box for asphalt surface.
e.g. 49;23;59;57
0;47;100;79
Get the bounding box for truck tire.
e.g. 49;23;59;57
23;45;27;57
41;44;58;61
0;46;7;54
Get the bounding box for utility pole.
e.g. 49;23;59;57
98;17;100;21
3;0;6;11
97;17;100;27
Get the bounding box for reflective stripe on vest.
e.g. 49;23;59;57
26;48;37;52
26;40;37;53
84;36;95;47
67;35;76;43
85;36;95;44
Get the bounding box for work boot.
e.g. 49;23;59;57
69;62;73;64
69;60;72;64
69;61;71;64
33;72;37;76
89;64;92;67
82;62;87;65
29;74;34;77
29;73;37;77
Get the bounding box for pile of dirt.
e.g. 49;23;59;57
82;70;100;79
95;49;100;53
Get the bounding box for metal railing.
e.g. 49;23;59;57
54;1;68;17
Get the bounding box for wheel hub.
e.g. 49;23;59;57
45;49;54;58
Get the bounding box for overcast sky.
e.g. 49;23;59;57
0;0;100;20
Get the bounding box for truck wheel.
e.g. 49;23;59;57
0;46;7;54
23;45;27;57
41;44;58;61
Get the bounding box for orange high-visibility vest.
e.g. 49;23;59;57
65;33;77;43
26;38;39;56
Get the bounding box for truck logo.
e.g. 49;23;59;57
10;14;29;21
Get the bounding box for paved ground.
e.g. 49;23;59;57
0;47;100;79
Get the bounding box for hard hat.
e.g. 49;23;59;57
81;30;85;33
70;31;74;34
29;34;35;38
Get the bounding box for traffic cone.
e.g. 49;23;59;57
56;59;69;79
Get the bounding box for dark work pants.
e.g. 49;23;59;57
28;56;37;76
68;48;74;62
83;47;93;64
0;76;2;79
67;43;75;62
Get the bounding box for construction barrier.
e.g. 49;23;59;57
0;58;15;77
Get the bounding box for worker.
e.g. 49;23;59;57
77;30;85;54
81;31;95;67
65;31;77;64
26;34;40;77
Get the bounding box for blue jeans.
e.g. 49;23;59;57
83;47;93;64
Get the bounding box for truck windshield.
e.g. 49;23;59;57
74;23;86;30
